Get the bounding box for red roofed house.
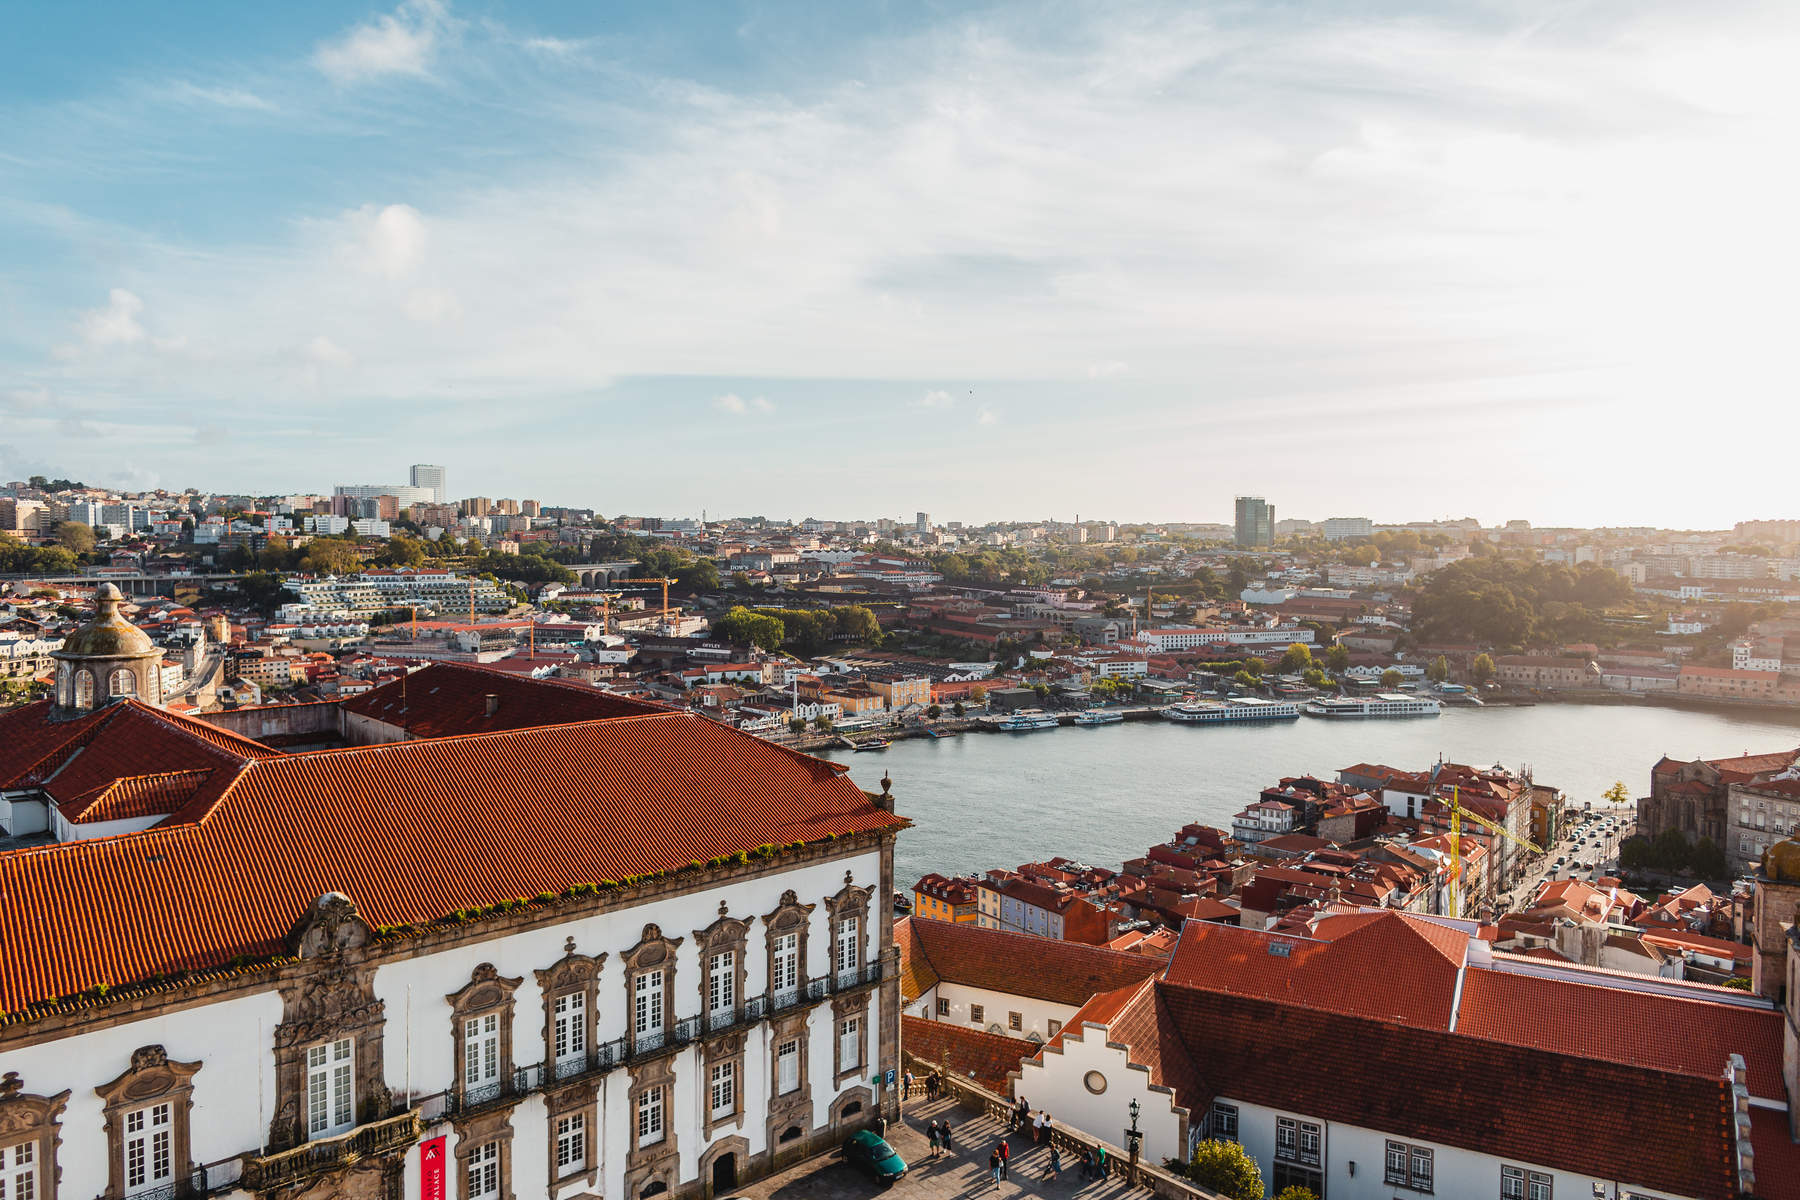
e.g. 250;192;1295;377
1017;909;1786;1199
0;599;908;1199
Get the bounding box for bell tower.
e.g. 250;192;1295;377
50;583;164;716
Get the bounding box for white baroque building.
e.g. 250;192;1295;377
0;630;904;1200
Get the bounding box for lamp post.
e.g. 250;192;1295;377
1125;1097;1143;1184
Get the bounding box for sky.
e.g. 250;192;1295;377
2;0;1796;528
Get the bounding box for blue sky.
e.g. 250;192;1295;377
3;0;1796;527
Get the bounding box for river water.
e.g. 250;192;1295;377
818;705;1800;888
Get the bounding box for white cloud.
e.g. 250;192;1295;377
79;289;147;346
166;82;274;111
1087;361;1129;378
977;407;999;426
357;204;429;279
404;287;461;323
306;336;354;367
716;393;773;415
314;0;449;84
920;389;955;408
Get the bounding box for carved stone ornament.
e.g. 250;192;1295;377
287;892;373;958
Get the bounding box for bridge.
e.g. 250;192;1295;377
563;562;642;588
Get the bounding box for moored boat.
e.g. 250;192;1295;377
1162;697;1301;723
1072;710;1124;726
995;710;1060;732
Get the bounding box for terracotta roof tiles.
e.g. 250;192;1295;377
899;919;1163;1009
901;1016;1037;1094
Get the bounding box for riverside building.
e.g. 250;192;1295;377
0;599;906;1200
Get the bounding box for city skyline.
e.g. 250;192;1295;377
3;0;1797;526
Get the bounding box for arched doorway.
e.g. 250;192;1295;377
711;1152;737;1194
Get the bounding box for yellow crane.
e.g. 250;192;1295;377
594;578;677;636
1442;786;1544;921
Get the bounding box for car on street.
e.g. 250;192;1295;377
842;1130;908;1184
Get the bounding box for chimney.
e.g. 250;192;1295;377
484;693;500;717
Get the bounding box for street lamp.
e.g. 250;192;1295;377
1125;1098;1143;1183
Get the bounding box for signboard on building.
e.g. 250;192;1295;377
421;1135;447;1200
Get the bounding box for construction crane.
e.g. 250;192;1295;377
606;577;677;635
1442;785;1543;921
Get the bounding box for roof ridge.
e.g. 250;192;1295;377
279;708;690;759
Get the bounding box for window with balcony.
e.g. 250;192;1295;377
709;951;736;1021
635;970;665;1042
465;1014;501;1092
773;934;798;997
836;916;860;983
1386;1140;1432;1191
637;1087;665;1148
1275;1117;1320;1167
554;992;586;1068
307;1038;355;1139
123;1103;173;1196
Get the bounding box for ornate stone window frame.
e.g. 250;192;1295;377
544;1082;599;1187
0;1072;69;1200
447;964;524;1106
762;890;815;1000
624;1056;679;1199
699;1030;747;1139
621;924;683;1057
535;937;606;1077
270;894;389;1152
831;991;871;1086
693;902;751;1031
824;872;874;984
95;1046;201;1200
452;1108;515;1200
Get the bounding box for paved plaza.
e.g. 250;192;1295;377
737;1097;1146;1200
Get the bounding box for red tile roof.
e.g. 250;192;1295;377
902;1015;1037;1094
1157;984;1740;1200
1162;912;1467;1030
1456;967;1783;1100
0;708;903;1012
898;918;1163;1009
341;661;662;737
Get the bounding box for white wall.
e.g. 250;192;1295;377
0;989;284;1195
932;982;1078;1042
1016;1021;1185;1164
1224;1098;1702;1200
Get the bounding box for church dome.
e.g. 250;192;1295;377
1762;836;1800;883
58;583;158;659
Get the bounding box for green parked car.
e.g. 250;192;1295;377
843;1129;908;1184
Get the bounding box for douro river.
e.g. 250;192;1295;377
820;703;1800;887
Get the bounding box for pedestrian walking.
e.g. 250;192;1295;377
903;1070;914;1101
998;1139;1010;1180
874;1113;887;1140
927;1071;940;1101
1096;1144;1109;1179
1047;1143;1062;1180
1015;1097;1030;1131
928;1122;941;1158
989;1149;1002;1189
942;1119;955;1154
1079;1148;1093;1180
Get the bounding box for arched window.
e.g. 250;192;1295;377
109;668;137;698
74;670;96;710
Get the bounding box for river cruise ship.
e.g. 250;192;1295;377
1162;697;1302;723
1304;692;1442;718
996;709;1061;731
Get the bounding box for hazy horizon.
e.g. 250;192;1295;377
4;1;1796;527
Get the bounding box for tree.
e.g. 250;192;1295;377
1690;837;1729;880
1427;655;1450;683
1232;670;1258;687
952;701;965;717
714;606;785;652
927;704;942;719
1471;652;1496;684
969;686;987;705
1302;667;1328;689
1276;1189;1321;1200
1278;642;1313;673
812;714;833;732
1380;668;1403;687
237;571;295;615
1618;835;1651;871
55;521;95;555
833;605;884;646
1324;643;1350;672
380;535;427;568
1651;827;1692;872
1188;1139;1264;1200
1242;656;1267;677
1602;780;1631;808
789;716;807;734
300;538;360;576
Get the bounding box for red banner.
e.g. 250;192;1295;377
421;1135;447;1200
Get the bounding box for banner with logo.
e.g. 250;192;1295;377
421;1135;447;1200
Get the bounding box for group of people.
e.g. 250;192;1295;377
907;1080;1113;1190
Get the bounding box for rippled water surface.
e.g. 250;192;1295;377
819;704;1800;886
